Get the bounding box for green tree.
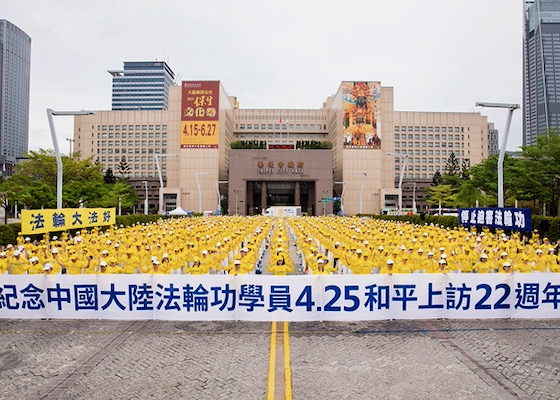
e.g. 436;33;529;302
425;184;457;208
116;156;131;179
0;149;138;211
103;167;116;184
460;158;471;180
432;170;443;186
444;152;460;176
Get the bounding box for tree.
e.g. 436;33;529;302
460;158;471;180
444;152;460;176
104;167;116;184
116;156;131;179
0;149;138;211
425;184;456;209
432;170;443;186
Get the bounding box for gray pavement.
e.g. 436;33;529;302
1;319;560;399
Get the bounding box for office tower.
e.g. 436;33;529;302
108;61;175;110
0;20;31;174
523;0;560;145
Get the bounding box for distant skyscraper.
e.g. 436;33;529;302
523;0;560;146
487;123;499;155
108;61;175;110
0;20;31;173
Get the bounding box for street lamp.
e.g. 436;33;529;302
334;181;345;215
118;197;121;216
195;172;211;213
475;102;520;208
66;138;75;157
387;152;408;214
351;172;366;214
155;153;179;213
47;109;95;209
142;180;148;214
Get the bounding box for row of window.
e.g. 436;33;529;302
395;133;464;140
98;125;167;131
237;133;325;140
394;158;460;166
98;148;166;155
392;149;468;157
395;173;436;179
395;142;463;149
237;124;325;131
101;168;162;179
98;132;167;139
98;140;167;147
236;115;325;121
395;126;465;133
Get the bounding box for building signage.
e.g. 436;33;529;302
181;81;220;149
257;161;304;174
1;274;560;321
458;208;532;232
342;81;381;149
21;208;116;235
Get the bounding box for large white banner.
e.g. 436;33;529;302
1;274;559;321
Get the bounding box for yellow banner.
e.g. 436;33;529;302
21;208;116;235
180;121;219;148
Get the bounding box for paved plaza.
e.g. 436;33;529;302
1;318;559;399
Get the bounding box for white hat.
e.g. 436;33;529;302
30;256;38;263
335;242;340;246
152;260;160;265
114;243;120;248
503;262;511;267
101;250;109;255
25;237;31;242
356;249;362;254
549;248;555;252
427;251;434;256
400;245;406;250
162;253;169;258
441;254;447;259
52;236;58;240
418;248;424;253
536;249;543;254
277;248;283;252
378;246;384;250
43;263;53;270
106;240;111;245
100;261;107;267
51;248;58;254
439;259;447;264
363;240;369;245
0;252;5;257
317;258;325;263
234;259;241;265
13;250;21;256
501;252;508;257
241;247;249;252
386;259;394;264
481;253;488;259
202;250;208;255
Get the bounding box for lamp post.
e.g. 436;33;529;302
142;180;148;214
66;138;75;157
351;172;366;214
118;197;121;216
334;181;345;215
155;153;179;214
412;182;417;214
233;189;239;214
195;172;211;213
475;102;520;208
47;109;95;209
387;152;408;214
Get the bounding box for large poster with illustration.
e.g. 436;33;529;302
342;81;381;149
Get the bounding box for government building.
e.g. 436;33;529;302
73;62;493;216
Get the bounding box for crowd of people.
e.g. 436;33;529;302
0;216;559;276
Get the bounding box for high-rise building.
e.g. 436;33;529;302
523;0;560;145
108;61;175;111
488;123;499;155
0;20;31;174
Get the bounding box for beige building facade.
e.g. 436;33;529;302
73;81;490;216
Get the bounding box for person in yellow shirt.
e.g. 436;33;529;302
533;249;547;272
107;258;124;274
474;254;491;274
97;260;109;274
27;256;43;275
9;251;28;275
189;257;204;275
314;258;330;275
381;259;395;275
268;254;294;276
230;259;246;275
0;252;9;273
499;261;513;274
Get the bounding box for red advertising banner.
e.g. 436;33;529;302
181;81;220;148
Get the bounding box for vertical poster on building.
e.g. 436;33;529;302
342;81;381;149
181;81;220;148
